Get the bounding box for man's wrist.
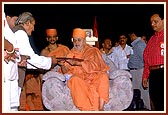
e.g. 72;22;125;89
6;48;15;54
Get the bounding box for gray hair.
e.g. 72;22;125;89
15;12;34;25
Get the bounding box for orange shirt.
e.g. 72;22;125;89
47;44;70;57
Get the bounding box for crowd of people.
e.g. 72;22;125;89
3;9;164;112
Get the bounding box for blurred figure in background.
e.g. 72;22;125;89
141;35;148;44
128;32;151;110
100;38;119;68
113;34;133;71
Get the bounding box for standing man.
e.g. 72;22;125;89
11;12;58;110
113;34;133;71
41;28;70;57
3;12;20;112
142;13;164;111
128;32;151;110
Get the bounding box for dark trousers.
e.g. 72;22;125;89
149;68;164;111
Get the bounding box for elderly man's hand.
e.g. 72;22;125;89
66;59;81;66
51;56;58;66
18;55;30;67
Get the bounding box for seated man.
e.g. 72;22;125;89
60;28;110;111
100;38;119;68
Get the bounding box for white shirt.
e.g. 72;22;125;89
14;30;51;70
101;47;119;68
113;44;133;70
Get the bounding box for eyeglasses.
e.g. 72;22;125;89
72;38;83;42
47;36;58;39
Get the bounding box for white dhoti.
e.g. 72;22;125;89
3;61;19;112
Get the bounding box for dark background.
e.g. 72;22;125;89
4;3;164;53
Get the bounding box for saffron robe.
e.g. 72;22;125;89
66;44;110;110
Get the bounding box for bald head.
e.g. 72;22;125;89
150;14;164;32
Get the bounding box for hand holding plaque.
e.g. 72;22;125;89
56;57;84;66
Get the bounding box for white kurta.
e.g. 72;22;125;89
113;45;133;70
14;30;51;70
3;15;20;112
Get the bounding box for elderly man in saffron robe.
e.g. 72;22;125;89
59;28;110;111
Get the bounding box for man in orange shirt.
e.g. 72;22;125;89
60;28;110;111
41;28;70;58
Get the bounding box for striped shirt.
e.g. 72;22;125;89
142;29;164;79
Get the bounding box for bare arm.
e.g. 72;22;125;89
4;38;14;52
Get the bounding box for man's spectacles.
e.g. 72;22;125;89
72;38;83;43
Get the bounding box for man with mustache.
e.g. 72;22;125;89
113;34;133;71
142;12;164;111
100;38;119;68
41;28;70;58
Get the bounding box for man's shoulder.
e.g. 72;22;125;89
126;44;132;48
138;40;146;45
114;45;121;50
84;44;99;53
58;44;69;49
14;29;26;34
40;47;49;55
41;47;49;52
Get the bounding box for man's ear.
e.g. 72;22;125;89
46;37;48;41
125;37;128;42
102;43;104;47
